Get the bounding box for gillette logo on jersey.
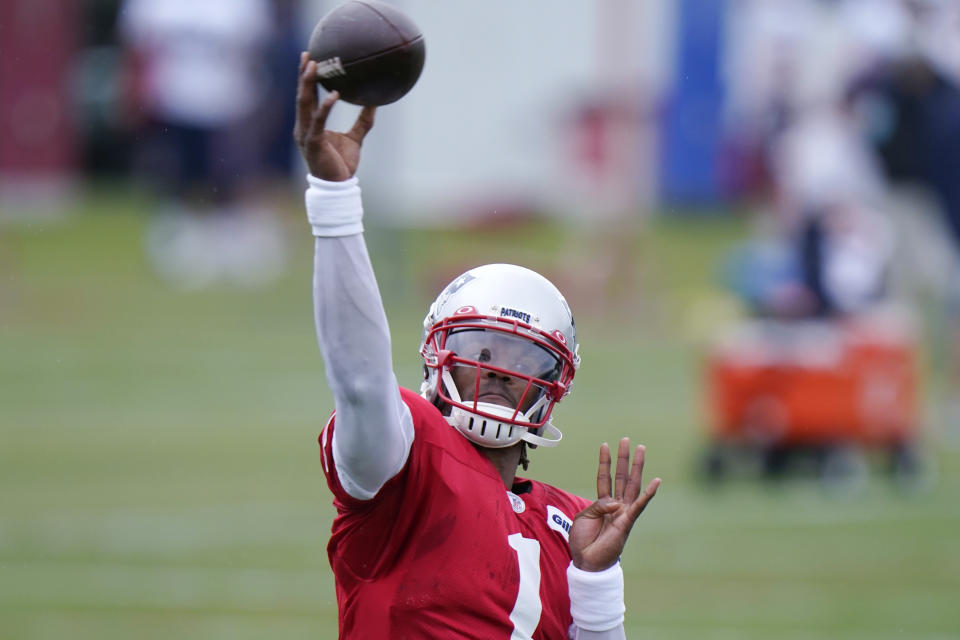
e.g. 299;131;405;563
546;505;572;541
499;307;532;323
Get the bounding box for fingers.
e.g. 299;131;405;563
622;477;661;525
600;439;652;502
294;54;342;143
295;57;320;142
596;442;611;500
623;444;646;503
348;105;377;143
614;437;629;501
315;89;340;135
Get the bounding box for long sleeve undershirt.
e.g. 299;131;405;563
313;233;414;500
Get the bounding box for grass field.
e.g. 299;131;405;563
2;187;958;639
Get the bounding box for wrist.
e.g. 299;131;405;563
572;554;619;573
567;561;625;632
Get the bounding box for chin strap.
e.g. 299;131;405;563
520;422;562;447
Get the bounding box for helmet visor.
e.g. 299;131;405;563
445;328;562;383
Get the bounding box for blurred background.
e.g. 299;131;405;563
2;0;959;638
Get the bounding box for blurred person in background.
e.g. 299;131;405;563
118;0;287;289
725;103;895;319
721;0;913;202
294;54;661;638
259;0;304;194
719;0;935;320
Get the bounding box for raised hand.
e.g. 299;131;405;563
569;438;661;572
294;52;376;181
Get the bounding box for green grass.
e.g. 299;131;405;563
1;189;958;639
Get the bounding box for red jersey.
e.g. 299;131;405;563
319;387;593;639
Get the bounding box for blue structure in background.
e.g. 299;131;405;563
659;0;726;207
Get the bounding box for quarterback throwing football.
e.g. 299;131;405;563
294;53;661;639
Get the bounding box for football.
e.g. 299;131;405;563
307;0;426;106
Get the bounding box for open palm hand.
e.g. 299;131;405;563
569;438;661;572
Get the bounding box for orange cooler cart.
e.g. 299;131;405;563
702;312;923;483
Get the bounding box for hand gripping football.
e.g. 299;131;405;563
307;0;426;106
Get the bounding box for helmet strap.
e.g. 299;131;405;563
519;422;562;448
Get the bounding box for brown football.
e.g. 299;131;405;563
307;0;425;106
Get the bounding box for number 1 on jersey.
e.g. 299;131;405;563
507;533;542;640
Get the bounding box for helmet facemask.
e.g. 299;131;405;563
421;317;575;448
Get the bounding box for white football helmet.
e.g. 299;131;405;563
419;264;580;449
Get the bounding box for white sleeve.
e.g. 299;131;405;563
568;562;627;639
308;175;414;500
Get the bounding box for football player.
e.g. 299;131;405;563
295;53;661;639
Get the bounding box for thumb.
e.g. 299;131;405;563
576;498;621;520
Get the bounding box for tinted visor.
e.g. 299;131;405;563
445;329;562;383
